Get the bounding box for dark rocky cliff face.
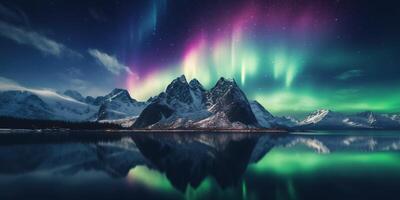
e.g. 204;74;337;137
133;103;175;128
131;76;259;128
207;77;259;126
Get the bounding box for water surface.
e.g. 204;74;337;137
0;131;399;200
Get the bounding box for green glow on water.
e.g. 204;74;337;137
287;179;296;200
128;166;241;200
249;148;400;176
242;181;247;200
127;165;176;193
184;177;214;200
127;149;400;200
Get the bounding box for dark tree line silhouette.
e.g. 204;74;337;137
0;116;123;130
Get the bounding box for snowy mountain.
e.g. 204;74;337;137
249;101;300;128
273;116;300;128
208;77;258;126
62;90;86;103
63;88;149;121
0;89;98;121
351;111;400;129
132;75;259;129
250;101;274;128
391;114;400;123
95;89;148;120
296;109;400;130
298;109;347;128
1;75;399;130
0;85;147;122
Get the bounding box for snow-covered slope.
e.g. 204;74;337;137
297;110;400;129
352;111;400;129
2;76;398;130
249;101;302;128
207;77;258;126
96;89;148;120
132;75;259;129
391;114;400;123
272;116;300;128
250;101;274;128
0;82;148;122
299;109;346;127
0;86;98;121
62;90;86;102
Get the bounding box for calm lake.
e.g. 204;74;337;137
0;131;399;200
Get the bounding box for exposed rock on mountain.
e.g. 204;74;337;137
96;88;147;120
63;90;86;102
132;75;259;129
1;75;398;130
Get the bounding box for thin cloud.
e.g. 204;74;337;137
88;49;133;75
336;69;364;80
0;20;81;57
0;76;83;103
0;76;22;91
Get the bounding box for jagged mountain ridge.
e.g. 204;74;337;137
131;76;399;129
96;88;148;120
0;87;147;122
0;75;399;130
132;75;259;129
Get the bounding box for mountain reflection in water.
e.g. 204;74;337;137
0;131;400;200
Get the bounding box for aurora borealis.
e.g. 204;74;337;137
125;0;329;106
0;0;399;117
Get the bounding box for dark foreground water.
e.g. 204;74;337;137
0;131;399;200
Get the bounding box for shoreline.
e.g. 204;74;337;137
0;129;287;145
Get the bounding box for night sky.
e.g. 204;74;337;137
0;0;399;117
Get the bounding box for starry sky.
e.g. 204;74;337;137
0;0;399;117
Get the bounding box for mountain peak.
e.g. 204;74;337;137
165;75;193;105
63;90;85;102
189;78;205;91
312;109;332;115
132;75;258;128
215;77;237;87
209;77;244;104
96;88;147;120
167;75;189;89
300;109;338;125
178;75;187;83
104;88;135;102
168;75;188;86
109;88;128;95
109;88;129;95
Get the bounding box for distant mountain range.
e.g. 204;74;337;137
296;109;400;130
0;75;399;130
